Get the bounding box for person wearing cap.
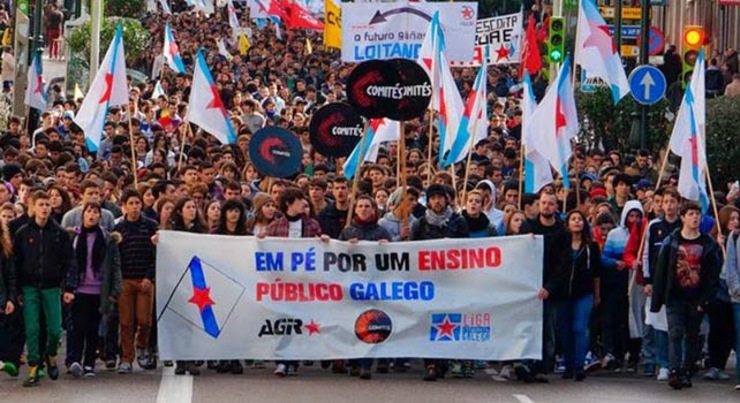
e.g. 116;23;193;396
58;111;75;138
635;179;654;203
411;184;469;381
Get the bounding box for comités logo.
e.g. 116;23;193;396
259;137;291;164
258;318;321;337
430;313;491;342
354;309;392;344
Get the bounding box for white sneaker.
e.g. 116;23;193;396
69;362;83;378
657;367;670;381
274;364;287;377
499;365;513;379
734;384;740;390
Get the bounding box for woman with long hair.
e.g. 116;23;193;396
154;198;175;230
170;197;205;375
505;210;529;236
705;205;740;381
48;185;73;224
0;207;19;376
544;210;601;381
246;193;277;236
68;202;122;378
210;199;250;374
202;199;221;232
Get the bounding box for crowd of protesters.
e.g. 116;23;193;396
0;0;738;392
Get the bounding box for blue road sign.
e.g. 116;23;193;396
606;25;640;39
629;65;667;105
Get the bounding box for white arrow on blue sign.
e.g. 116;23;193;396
628;65;667;105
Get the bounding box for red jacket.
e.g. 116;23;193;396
623;217;648;285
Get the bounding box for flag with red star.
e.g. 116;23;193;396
24;51;47;111
186;50;237;144
342;118;400;179
417;11;464;167
159;256;245;340
527;56;579;189
669;49;709;212
73;24;129;153
575;0;630;103
164;22;186;74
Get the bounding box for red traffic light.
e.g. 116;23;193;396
683;27;704;47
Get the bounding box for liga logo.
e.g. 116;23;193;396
429;313;491;342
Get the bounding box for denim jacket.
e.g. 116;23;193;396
726;231;740;303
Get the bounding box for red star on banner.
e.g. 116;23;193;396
188;286;215;312
435;316;458;339
207;85;225;110
496;45;510;62
461;6;473;20
98;73;113;104
305;320;321;335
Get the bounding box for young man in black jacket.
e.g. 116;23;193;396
650;202;721;390
14;190;77;387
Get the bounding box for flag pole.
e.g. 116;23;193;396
178;121;191;172
400;122;409;232
518;142;525;209
461;118;480;209
346;121;370;228
127;112;139;188
426;110;434;171
628;145;672;297
705;162;727;259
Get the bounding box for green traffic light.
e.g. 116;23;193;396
550;50;562;61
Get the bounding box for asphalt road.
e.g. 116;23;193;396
0;362;737;403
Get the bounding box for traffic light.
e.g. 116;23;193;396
548;17;565;63
682;25;704;87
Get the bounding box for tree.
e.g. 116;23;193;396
105;0;148;19
705;97;740;189
66;17;151;66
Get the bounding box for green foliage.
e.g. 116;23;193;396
65;17;151;67
705;97;740;187
104;0;148;18
575;86;670;154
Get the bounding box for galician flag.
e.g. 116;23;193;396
24;51;47;111
522;71;553;193
186;50;237;144
669;49;709;212
227;0;241;34
74;24;129;153
343;119;400;180
443;57;488;168
575;0;630;103
417;12;463;167
164;22;186;74
158;0;172;15
528;56;579;189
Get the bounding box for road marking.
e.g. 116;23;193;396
156;366;193;403
513;394;535;403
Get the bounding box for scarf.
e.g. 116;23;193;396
463;210;490;233
353;212;378;227
76;225;106;280
286;213;302;222
425;206;453;227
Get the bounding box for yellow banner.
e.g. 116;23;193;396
324;0;341;49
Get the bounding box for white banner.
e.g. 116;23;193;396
451;12;523;67
156;232;543;361
341;1;478;64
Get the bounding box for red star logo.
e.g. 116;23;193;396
496;44;510;61
207;85;224;110
461;6;473;20
370;118;385;132
422;57;432;71
435;316;458;339
188;286;215;312
99;73;113;104
169;41;180;57
689;135;698;167
305;320;321;335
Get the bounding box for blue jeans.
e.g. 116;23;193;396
642;325;669;369
558;294;593;373
733;303;740;382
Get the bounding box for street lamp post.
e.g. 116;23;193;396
27;0;44;134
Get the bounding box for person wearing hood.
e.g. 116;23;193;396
475;180;504;230
411;183;468;381
600;200;643;372
378;188;418;242
463;190;497;238
339;195;391;380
